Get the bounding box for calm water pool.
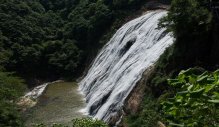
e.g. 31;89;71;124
24;82;86;126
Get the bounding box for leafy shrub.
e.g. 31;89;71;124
125;95;162;127
162;68;219;127
72;118;108;127
0;71;26;127
34;118;108;127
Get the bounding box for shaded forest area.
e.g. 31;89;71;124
0;0;156;87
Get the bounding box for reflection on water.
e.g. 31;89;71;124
24;82;86;126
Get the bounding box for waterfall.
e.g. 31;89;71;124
79;10;174;122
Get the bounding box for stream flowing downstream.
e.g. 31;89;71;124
24;82;86;126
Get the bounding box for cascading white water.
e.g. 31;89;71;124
79;10;174;122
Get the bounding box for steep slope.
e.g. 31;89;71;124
79;10;173;125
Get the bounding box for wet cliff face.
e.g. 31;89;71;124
124;66;155;115
79;10;173;125
115;66;155;127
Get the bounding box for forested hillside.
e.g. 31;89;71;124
0;0;149;85
1;0;218;126
0;0;152;126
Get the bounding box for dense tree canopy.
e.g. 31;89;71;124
157;0;218;73
0;0;147;126
0;0;147;83
160;0;212;38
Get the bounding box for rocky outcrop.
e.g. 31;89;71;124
17;80;64;111
123;66;155;115
115;66;155;127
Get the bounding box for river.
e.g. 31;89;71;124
24;82;86;126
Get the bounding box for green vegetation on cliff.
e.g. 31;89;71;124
126;0;219;127
158;0;219;72
126;68;219;127
147;0;219;99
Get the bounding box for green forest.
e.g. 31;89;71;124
0;0;219;127
0;0;147;83
0;0;148;126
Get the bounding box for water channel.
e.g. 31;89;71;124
24;82;86;126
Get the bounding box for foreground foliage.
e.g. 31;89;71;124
162;69;219;127
126;68;219;127
72;118;108;127
0;71;26;127
34;118;108;127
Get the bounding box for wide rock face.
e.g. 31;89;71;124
79;10;173;124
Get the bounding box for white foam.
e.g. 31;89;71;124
79;10;174;122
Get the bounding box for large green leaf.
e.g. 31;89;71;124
208;99;219;104
162;68;219;126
